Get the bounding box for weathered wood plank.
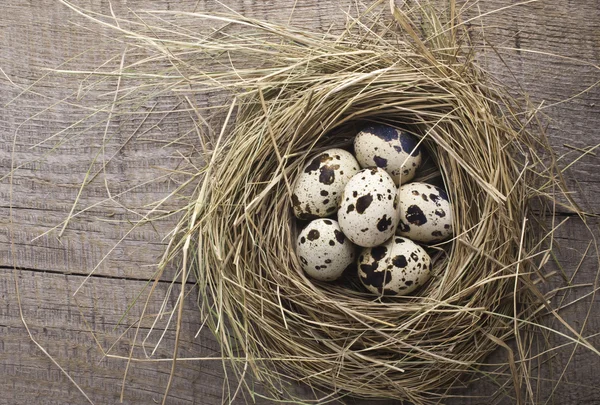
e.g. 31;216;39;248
0;269;247;405
473;0;600;214
1;0;599;404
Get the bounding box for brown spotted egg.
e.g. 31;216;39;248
296;219;356;281
338;167;399;247
354;124;423;185
397;182;453;243
358;236;432;295
292;149;360;220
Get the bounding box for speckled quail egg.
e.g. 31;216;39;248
296;219;356;281
292;149;360;220
358;236;432;295
397;182;453;243
338;167;399;248
354;124;423;185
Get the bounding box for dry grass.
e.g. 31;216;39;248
17;0;597;403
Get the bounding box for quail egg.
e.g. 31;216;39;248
292;149;360;220
354;124;423;185
338;167;399;247
397;182;453;243
296;218;356;281
358;236;432;295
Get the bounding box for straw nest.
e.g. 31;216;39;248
62;1;579;403
187;5;558;404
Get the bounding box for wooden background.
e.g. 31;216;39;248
1;1;599;404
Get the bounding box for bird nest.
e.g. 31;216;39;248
61;1;582;403
187;6;557;404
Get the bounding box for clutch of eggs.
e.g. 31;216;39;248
292;124;453;296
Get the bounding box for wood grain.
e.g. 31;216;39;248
0;269;264;405
1;0;599;404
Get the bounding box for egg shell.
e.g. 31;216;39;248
338;167;399;247
292;149;360;220
296;219;356;281
354;124;423;185
358;236;432;295
396;182;453;243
